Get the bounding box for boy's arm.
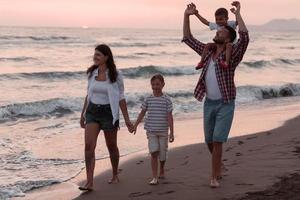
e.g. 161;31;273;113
195;13;209;26
133;109;146;134
167;112;174;142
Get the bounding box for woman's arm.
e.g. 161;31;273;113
80;95;88;128
119;99;133;132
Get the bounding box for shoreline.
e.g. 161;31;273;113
16;100;300;200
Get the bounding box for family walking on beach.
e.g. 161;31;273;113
79;1;249;191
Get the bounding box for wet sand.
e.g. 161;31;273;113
17;102;300;200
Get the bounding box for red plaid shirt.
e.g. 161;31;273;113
182;31;249;103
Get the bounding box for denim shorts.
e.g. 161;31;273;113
85;102;119;131
203;98;235;143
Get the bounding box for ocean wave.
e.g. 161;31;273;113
0;180;60;199
0;56;38;62
0;35;73;41
0;71;85;81
0;150;83;199
242;58;300;68
121;65;197;78
109;42;163;48
0;66;196;81
1;83;299;123
237;83;300;101
0;98;83;123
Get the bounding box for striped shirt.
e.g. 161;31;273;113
182;31;249;103
141;94;173;133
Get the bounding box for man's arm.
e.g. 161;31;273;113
182;3;206;56
231;1;247;32
231;1;249;66
183;3;196;37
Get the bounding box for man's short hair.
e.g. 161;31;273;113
224;25;237;42
215;8;228;18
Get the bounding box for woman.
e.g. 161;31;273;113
79;44;133;191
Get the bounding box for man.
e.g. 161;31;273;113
182;1;249;187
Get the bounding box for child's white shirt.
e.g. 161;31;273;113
209;21;237;30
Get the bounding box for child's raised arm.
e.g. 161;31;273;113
133;109;146;134
195;12;210;26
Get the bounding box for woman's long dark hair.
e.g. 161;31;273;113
87;44;118;83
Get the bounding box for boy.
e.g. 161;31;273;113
133;74;174;185
195;8;237;69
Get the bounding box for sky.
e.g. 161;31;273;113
0;0;299;29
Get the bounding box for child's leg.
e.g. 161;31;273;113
196;43;216;70
147;133;160;184
159;160;166;178
158;135;168;178
225;43;233;65
151;152;159;179
196;45;209;70
219;43;233;69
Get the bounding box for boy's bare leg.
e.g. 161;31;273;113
196;43;217;69
149;152;159;185
196;45;209;69
159;160;166;179
151;152;159;178
225;43;233;65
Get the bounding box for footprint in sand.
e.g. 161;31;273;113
235;183;254;186
136;160;144;165
246;136;258;140
181;160;189;166
236;152;242;156
162;181;184;185
292;146;300;158
128;191;152;198
158;190;176;195
225;147;234;152
238;140;244;145
266;131;273;135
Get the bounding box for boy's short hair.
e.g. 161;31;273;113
151;74;165;84
224;25;237;43
215;8;228;18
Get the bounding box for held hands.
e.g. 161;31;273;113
125;120;135;133
132;124;138;135
230;1;241;15
184;3;198;16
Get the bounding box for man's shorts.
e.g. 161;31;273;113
203;98;235;143
85;102;119;131
146;132;168;161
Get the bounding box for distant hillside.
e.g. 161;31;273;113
249;18;300;31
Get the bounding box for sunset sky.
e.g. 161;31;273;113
0;0;299;28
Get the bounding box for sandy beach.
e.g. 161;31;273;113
15;99;300;200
